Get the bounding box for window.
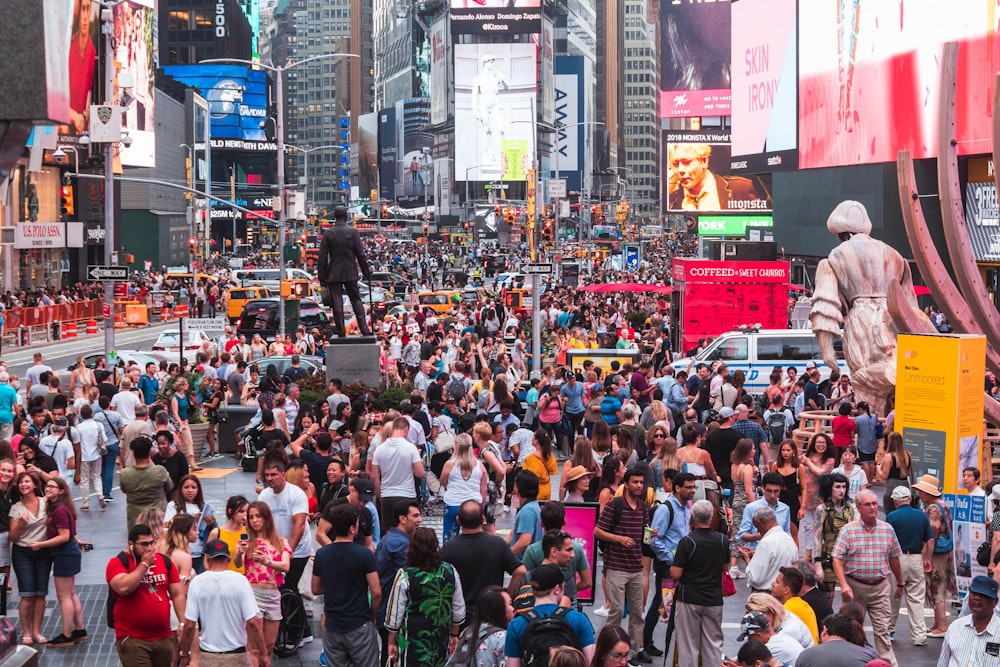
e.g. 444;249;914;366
707;336;748;362
756;336;821;361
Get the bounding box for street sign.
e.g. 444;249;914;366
102;303;111;319
88;265;128;281
186;317;228;331
548;179;566;199
523;263;554;275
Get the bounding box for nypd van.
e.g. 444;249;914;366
670;328;848;395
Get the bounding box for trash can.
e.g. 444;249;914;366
217;404;259;455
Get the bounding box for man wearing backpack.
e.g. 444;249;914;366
504;564;596;667
762;395;795;450
107;523;184;667
593;467;649;661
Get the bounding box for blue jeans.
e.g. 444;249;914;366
443;504;460;542
102;444;119;499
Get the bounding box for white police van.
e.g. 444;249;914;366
670;328;848;395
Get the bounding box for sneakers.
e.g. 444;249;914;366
297;634;314;648
643;645;663;657
47;634;75;647
70;629;88;642
594;606;610;617
319;651;328;666
728;566;746;580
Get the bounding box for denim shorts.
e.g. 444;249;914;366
11;544;52;597
51;541;82;578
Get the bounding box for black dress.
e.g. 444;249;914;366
779;468;801;526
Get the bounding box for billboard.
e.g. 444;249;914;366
393;98;433;208
358;112;378;202
114;0;157;167
660;0;731;118
162;64;268;143
555;57;585;192
450;0;541;35
378;105;396;201
538;18;554;126
799;0;1000;169
455;43;537;183
730;0;797;173
65;0;98;135
664;132;771;213
429;19;449;125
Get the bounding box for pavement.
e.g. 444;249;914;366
13;450;950;667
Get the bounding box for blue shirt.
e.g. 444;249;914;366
138;375;159;405
560;382;585;414
510;500;543;546
599;396;622;425
375;527;409;623
0;383;16;424
886;504;934;553
737;498;791;551
650;495;690;563
504;603;595;657
367;500;381;546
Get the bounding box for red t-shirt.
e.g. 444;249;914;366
105;551;180;641
831;414;856;449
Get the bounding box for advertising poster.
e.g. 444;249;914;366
538;18;555;126
358;113;379;202
624;244;640;273
455;43;537;183
697;215;773;236
659;0;731;118
945;493;987;599
729;0;797;173
429;20;449;125
66;0;98;137
563;502;599;603
450;0;541;35
393;98;434;209
664;132;772;213
162;64;268;144
113;0;156;167
799;0;1000;169
963;160;1000;262
378;105;397;201
555;56;586;192
474;205;509;239
896;334;987;493
435;157;452;216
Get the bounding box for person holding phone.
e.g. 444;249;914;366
206;494;250;574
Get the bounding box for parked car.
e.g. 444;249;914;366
226;286;273;323
236;297;336;342
251;354;325;376
368;271;410;295
151;330;218;355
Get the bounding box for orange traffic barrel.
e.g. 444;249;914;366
62;322;77;339
86;319;98;335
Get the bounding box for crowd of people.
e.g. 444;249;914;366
0;236;988;667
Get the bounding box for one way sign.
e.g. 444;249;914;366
88;265;128;281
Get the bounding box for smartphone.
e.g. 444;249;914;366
81;543;93;552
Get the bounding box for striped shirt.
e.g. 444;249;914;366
936;612;1000;667
831;518;902;582
596;495;646;572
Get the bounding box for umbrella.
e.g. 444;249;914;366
578;283;673;295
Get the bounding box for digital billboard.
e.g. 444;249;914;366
378;105;396;201
660;0;731;118
450;0;541;35
538;18;554;126
799;0;1000;169
161;64;268;144
455;43;537;183
664;131;771;213
66;0;98;136
114;0;156;167
358;112;378;201
429;19;449;125
729;0;797;173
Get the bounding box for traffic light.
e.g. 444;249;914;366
504;206;515;226
188;237;196;252
382;203;390;218
543;218;553;243
423;221;429;236
60;185;75;217
299;234;307;246
281;279;310;299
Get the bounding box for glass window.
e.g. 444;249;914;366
708;336;748;361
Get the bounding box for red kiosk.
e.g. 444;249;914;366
670;258;791;355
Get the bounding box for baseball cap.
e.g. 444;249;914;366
530;564;565;592
718;407;735;420
805;360;817;369
53;416;69;427
204;539;231;559
352;478;376;502
890;485;913;502
970;575;999;599
737;611;770;641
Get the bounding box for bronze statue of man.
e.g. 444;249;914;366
317;205;373;337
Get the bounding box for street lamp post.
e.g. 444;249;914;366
202;54;359;337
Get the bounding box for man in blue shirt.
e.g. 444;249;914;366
375;500;422;667
803;366;822;411
510;471;543;556
737;472;791;552
645;471;696;656
885;484;933;646
138;362;160;406
560;373;586;438
504;564;596;667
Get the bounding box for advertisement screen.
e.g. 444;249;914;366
659;0;731;118
378;105;396;201
730;0;797;173
664;132;771;213
429;20;449;125
162;64;268;143
799;0;1000;169
114;0;156;167
555;56;586;192
66;0;98;136
358;112;378;201
450;0;541;35
455;43;537;183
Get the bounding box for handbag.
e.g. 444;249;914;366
722;569;737;597
978;540;993;567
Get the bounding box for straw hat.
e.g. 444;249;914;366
911;474;942;497
565;465;595;483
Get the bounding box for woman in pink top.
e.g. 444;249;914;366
234;501;291;661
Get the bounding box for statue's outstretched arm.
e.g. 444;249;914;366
810;259;843;370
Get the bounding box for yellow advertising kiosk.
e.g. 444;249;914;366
895;333;986;494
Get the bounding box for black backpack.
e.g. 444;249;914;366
107;551;173;628
767;409;790;445
447;375;468;402
520;607;580;667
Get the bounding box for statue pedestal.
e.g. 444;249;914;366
325;336;381;389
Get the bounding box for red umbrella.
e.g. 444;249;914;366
578;283;672;295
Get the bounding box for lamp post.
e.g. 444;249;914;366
202;53;359;337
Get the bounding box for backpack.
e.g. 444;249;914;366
107;551;173;628
447;374;468;402
520;607;580;667
767;410;790;445
446;623;502;667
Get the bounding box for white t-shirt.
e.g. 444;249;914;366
258;483;312;559
371;436;422;497
39;434;75;479
185;569;260;653
111;390;142;423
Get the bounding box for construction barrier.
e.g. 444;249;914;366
61;322;77;339
2;299;104;330
86;319;98;335
125;303;148;325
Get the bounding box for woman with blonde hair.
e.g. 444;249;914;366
159;513;198;637
647;426;679;491
135;507;167;551
235;501;291;663
440;434;488;541
744;591;814;649
68;357;96;401
286;464;318;515
642;401;669;431
272;392;290;438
